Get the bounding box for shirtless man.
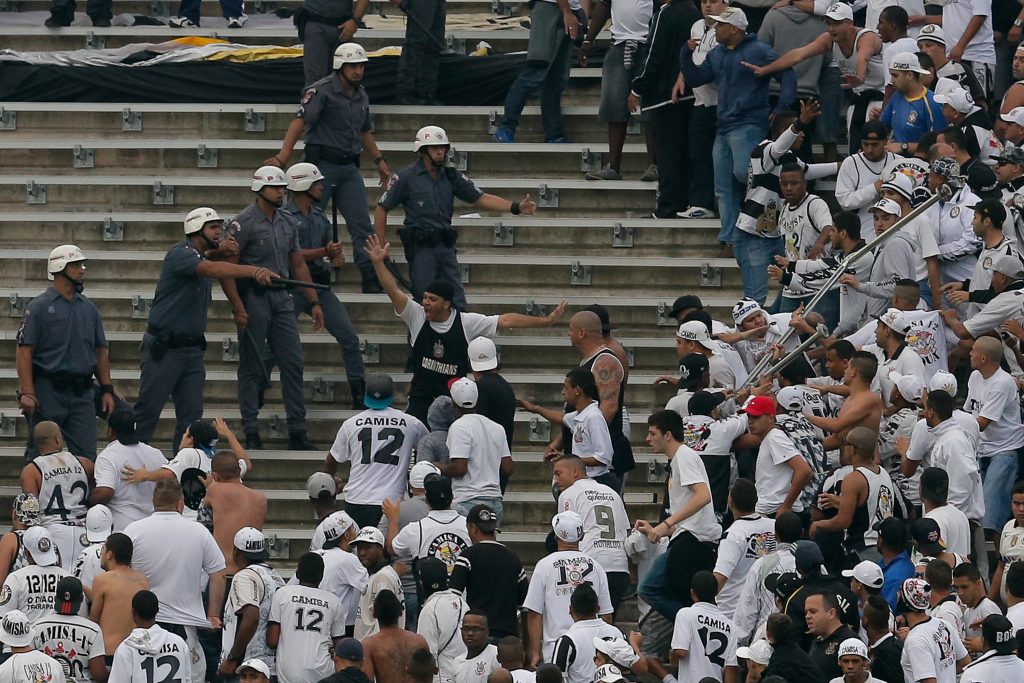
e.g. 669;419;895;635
202;452;268;574
89;532;150;657
807;351;883;450
362;590;429;683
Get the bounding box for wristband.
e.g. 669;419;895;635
511;201;521;215
311;300;322;308
374;155;387;165
581;39;592;44
100;384;115;395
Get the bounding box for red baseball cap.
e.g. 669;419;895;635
740;395;777;417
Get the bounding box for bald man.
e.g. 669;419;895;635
487;669;514;683
20;421;94;572
543;312;634;486
202;452;267;574
965;336;1024;533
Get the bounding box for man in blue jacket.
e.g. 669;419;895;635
680;6;796;252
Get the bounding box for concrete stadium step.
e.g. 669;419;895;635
0;174;665;214
0;212;721;257
3;139;656;176
0;104;626;141
0;0;528;16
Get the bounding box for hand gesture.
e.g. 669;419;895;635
562;9;581;40
251;267;275;286
740;61;768;78
894;435;910;457
627;93;640;115
100;392;115;418
841;73;865;90
838;273;860;289
1002;318;1024;339
363;235;390;264
339;17;357;41
213;416;233;438
382;496;401;520
218;236;240;258
798;98;821;125
311;304;325;332
517;398;538;413
946;290;969;305
377;162;393;187
767;264;784;281
547;299;568;323
519;194;538;215
17;392;37;415
120;464;150;484
263;156;285;168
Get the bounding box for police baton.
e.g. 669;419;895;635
269;278;331;291
384;258;416;293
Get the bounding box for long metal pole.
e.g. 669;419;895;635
737;184;952;389
760;324;829;378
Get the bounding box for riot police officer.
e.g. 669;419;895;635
16;245;115;459
375;126;538;309
267;42;391;294
281;163;368;409
133;208;278;449
220;166;324;450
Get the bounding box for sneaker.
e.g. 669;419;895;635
226;13;248;27
640;164;659;182
545;135;572;144
585;167;623;181
168;15;198;27
244;432;263;450
288;433;318;451
677;206;718;219
44;17;70;27
492;127;516;144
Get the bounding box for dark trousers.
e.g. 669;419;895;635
175;0;241;23
397;0;446;104
686;104;716;210
25;376;98;460
666;530;717;608
346;503;383;530
134;338;205;452
408;244;467;309
303;21;342;86
652;101;693;217
48;0;111;24
607;570;630;614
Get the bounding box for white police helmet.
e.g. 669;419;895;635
251;165;289;191
47;245;87;281
414;125;450;152
333;43;368;70
285;162;324;192
183;207;222;236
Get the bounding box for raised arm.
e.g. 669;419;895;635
497;300;568;330
742;33;830;77
364;235;410;314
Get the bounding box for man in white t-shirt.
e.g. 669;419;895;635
91;409;167;532
303;514;368;632
73;504;113;597
267;552;346;683
554;456;630;609
927;0;995;97
898;577;970;683
439;379;512;523
671;571;739;683
324;373;428;529
353;526;404;639
991;481;1024;606
960;614;1024;683
713;479;776;619
636;410;722;621
32;576;107;683
108;591;190;683
0;526;69;626
0;610;66;683
453;610;500;683
523;512;613;667
550;584;621;683
744;396;813;517
124;479;226;683
386;474;472;575
920;467;974;558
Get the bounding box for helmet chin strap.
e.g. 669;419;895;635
58;269;84;293
423;149;447;169
259;188;284;207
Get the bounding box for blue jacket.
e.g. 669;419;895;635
680;32;796;133
880;550;916;611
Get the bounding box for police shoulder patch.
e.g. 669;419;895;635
386;172;400;190
301;87;316;105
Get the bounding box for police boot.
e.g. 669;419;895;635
360;268;383;294
245;432;263;450
349;379;366;410
288;432;318;451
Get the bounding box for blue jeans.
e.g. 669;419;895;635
733;230;784;306
637;552;683;622
315;160;373;272
712;123;765;245
456;496;504;526
981;450;1019;530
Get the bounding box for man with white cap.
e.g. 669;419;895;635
467;337;516;453
268;552;346;683
674;321;735;391
718;298;799;375
91;408;165;532
735;640;772;681
324;373;428;529
0;610;66;683
108;590;190;683
438;378;512;521
309;512;368;635
924;158;984;287
898;577;970;683
841;200;921;316
934;90;1001;167
0;525;69;625
238;659;272;683
832;637;880;683
878;172;943;307
881;53;947;154
219;527;285;679
306;471;341;543
999;108;1024;150
353;526;404;639
843;560;885;612
73;504;113;598
941;198;1016;318
960;613;1024;682
943;254;1024;339
524;511;612;667
32;576;106;683
866;308;926;409
916;25;986;102
385;473;471;577
877;372;920;498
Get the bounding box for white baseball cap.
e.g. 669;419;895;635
23;526;58;567
823;2;854;22
1002;107;1024;127
234;527;270;560
449;377;479;408
709;6;748;29
889;52;930;75
837;638;869;661
870;198;903;217
352;526;385;546
0;611;33;648
891;373;924;403
842;559;885;588
85;504;114;543
917;24;946;47
467;337;498;372
732;297;764;325
876;308;911;336
775;386;805;413
409;461;441;489
321;511;356;545
552;511;584;542
928;370;957;396
881;171;915;201
676;321;717;350
934;88;974;114
238;659;271;679
306;472;337;499
593;637;640;668
736;639;773;666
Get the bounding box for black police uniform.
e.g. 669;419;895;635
133;240;211;450
378;158;484;309
17;287;109;459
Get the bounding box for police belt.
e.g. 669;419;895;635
304;144;359;167
397;226;458;248
146;326;207;350
304;9;352;25
32;366;93;393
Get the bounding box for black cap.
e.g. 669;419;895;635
188;419;218;449
970;199;1007;226
910;518;946;557
466;504;499;534
874;517;908;547
982;614;1019;655
107;408;139;446
920;467;949;499
424;279;455;303
678;353;710;390
54;576;84;615
688;390;726;417
764;572;802;601
423;473;453;509
669;295;703;319
584;304;613;336
418;557;449;594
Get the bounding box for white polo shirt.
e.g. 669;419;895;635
965;368;1024;456
93;440;167;531
446;413;510;502
562;402;614;479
